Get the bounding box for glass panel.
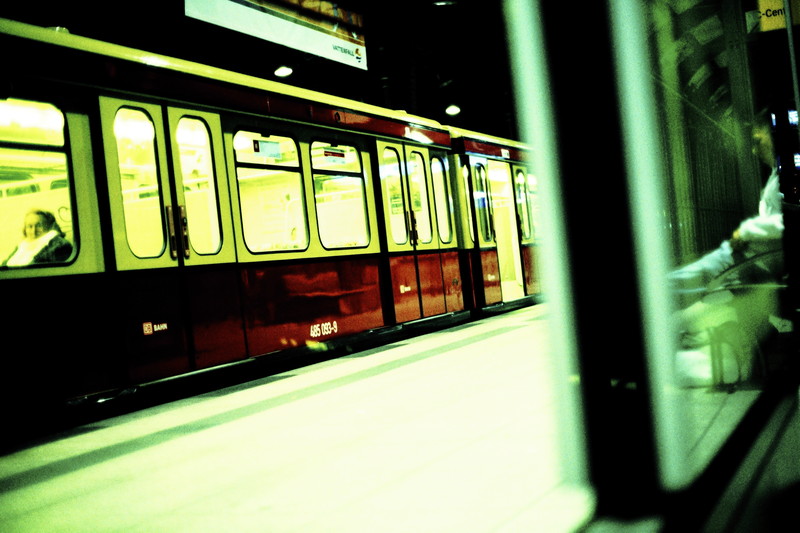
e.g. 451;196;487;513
234;131;307;252
311;142;362;173
113;108;165;258
527;172;541;243
408;151;432;244
461;163;475;242
233;131;299;167
381;147;408;245
176;117;221;255
311;142;369;249
0;99;74;268
314;174;369;248
431;157;452;244
636;1;793;483
0;98;64;146
474;164;492;241
516;170;532;240
237;167;306;251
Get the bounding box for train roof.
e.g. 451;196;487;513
0;17;529;154
448;126;530;161
0;18;445;142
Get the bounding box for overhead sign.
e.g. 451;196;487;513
755;0;800;32
185;0;367;70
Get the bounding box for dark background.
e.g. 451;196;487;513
0;1;518;139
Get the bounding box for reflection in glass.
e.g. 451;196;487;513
176;117;222;255
638;2;793;480
113;108;165;258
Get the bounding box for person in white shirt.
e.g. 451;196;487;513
2;209;73;267
668;118;782;288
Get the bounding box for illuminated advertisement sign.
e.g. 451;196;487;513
185;0;367;70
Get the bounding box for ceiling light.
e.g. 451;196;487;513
274;66;293;78
445;104;461;116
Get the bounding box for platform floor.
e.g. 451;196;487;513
0;305;594;532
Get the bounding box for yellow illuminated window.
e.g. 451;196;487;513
311;142;369;248
461;163;475;243
0;98;74;268
113;107;165;258
176;117;222;255
474;164;492;241
380;147;408;245
516;170;532;240
431;156;452;244
407;151;432;244
234;131;307;252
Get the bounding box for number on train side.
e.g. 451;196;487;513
310;320;338;338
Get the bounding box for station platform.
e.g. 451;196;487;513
0;304;594;532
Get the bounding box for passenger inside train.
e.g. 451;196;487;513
1;209;73;267
671;111;787;388
668;111;782;291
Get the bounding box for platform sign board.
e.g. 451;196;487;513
754;0;800;32
185;0;367;70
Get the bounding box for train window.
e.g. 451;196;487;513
515;170;533;240
0;98;75;268
233;131;308;252
431;156;453;244
474;163;492;241
112;107;166;258
381;146;409;245
175;117;221;255
407;151;433;244
461;163;476;243
310;142;369;249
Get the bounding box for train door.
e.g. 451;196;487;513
377;140;447;322
99;96;245;381
512;164;541;296
486;159;526;301
465;157;502;305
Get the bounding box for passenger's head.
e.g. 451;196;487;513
751;109;775;168
22;210;60;241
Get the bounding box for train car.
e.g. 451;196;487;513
0;17;538;434
448;127;540;310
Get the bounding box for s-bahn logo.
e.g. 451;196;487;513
142;321;169;335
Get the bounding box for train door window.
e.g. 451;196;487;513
516;169;533;240
112;107;165;258
461;163;476;243
175;117;221;255
474;163;493;241
0;98;75;268
381;146;409;245
310;141;369;249
407;150;433;244
233;131;308;252
431;156;453;244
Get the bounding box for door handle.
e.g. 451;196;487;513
166;205;178;260
179;205;190;259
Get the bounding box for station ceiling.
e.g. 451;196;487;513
0;0;519;140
